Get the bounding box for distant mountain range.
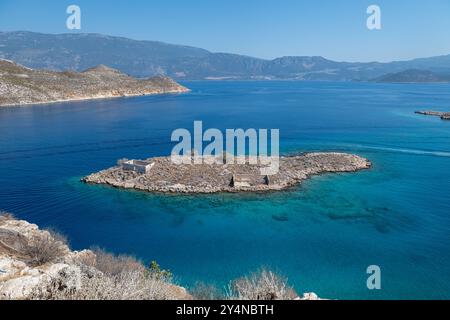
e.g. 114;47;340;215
2;31;450;81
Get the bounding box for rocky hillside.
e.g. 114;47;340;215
0;213;190;300
0;59;189;106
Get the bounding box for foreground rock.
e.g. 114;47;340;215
0;59;189;106
415;110;450;120
83;152;371;194
0;215;190;300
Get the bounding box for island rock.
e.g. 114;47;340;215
83;152;371;194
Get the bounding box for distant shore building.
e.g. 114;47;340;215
121;160;154;174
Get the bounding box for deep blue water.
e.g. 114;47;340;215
1;81;450;299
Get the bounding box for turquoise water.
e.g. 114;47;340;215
1;81;450;299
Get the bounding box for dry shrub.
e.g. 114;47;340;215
107;271;179;300
227;269;297;300
22;231;68;267
45;228;69;246
27;245;182;300
91;247;144;276
29;264;180;300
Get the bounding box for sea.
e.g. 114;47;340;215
1;81;449;299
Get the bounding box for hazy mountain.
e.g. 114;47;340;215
2;31;450;81
372;69;450;83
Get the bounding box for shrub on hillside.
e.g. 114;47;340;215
147;260;173;280
22;230;68;267
91;247;144;276
227;269;297;300
29;260;181;300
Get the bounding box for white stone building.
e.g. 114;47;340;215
121;160;154;174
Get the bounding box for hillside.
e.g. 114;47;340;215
0;59;189;106
2;31;450;81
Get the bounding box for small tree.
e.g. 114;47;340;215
146;261;172;280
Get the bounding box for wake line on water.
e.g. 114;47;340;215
339;143;450;158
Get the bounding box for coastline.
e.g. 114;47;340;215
0;87;190;108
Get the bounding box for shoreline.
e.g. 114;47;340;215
0;59;190;107
0;88;190;108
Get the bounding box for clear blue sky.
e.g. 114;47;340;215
1;0;449;62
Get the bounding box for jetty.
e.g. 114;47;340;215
415;110;450;120
82;152;371;194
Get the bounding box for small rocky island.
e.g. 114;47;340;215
0;59;189;106
82;153;371;194
415;110;450;120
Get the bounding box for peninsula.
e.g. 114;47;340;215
372;69;450;83
415;110;450;120
82;152;371;194
0;59;189;107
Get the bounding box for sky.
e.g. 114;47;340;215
0;0;449;62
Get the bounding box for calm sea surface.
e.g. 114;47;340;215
1;81;449;299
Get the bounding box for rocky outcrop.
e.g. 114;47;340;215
296;292;322;300
83;152;371;194
415;110;450;120
0;59;190;106
0;216;190;300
